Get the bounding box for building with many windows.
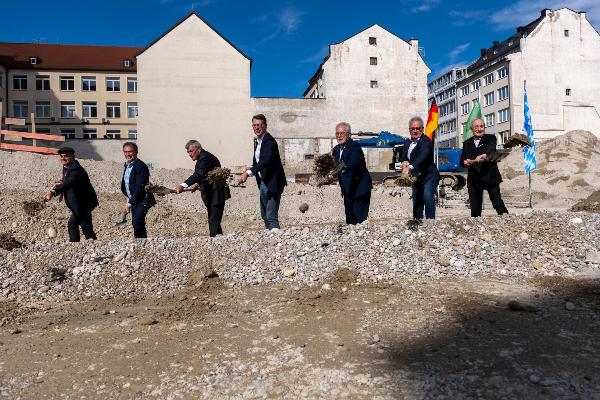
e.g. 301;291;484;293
427;66;468;149
457;8;600;144
0;43;140;139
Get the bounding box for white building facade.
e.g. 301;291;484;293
457;8;600;144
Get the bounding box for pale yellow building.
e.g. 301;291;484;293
0;42;141;140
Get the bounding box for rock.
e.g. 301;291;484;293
321;283;331;290
139;316;158;326
519;232;529;241
11;222;17;228
46;227;57;239
299;203;309;213
508;300;540;312
436;256;451;267
529;374;540;384
392;238;401;246
570;217;583;224
481;233;493;241
532;261;543;270
585;250;600;264
113;251;127;262
283;268;296;278
565;301;575;311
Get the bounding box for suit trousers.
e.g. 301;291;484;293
412;179;438;220
131;202;148;238
343;192;371;225
68;211;97;242
259;182;282;230
207;202;225;237
468;179;509;217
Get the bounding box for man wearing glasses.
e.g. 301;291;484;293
44;147;98;242
401;116;440;220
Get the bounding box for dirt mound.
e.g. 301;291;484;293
500;130;600;207
571;190;600;213
22;200;45;216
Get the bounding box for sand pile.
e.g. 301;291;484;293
571;190;600;213
500;130;600;207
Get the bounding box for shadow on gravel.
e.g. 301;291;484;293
384;277;600;399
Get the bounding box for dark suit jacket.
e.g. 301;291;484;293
53;160;98;217
401;135;440;183
332;139;372;199
250;132;287;194
460;134;503;185
121;158;150;206
184;150;230;206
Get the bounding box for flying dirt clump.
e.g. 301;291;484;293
394;174;417;187
503;133;531;149
207;167;231;187
22;200;45;216
0;233;23;251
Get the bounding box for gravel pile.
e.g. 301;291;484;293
2;211;599;302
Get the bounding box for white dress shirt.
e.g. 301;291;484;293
247;136;264;178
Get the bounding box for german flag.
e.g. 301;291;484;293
425;99;438;141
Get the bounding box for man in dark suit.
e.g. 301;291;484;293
330;122;372;224
239;114;287;230
177;140;230;237
44;147;98;242
121;142;153;238
401;116;440;219
460;118;508;217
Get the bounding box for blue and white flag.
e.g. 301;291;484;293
523;81;536;173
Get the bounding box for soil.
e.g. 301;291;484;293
1;276;599;398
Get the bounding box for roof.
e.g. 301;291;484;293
0;42;142;72
137;12;252;65
466;10;546;74
303;24;425;96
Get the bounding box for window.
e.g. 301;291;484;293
36;128;51;134
566;88;571;96
127;129;138;139
12;75;27;90
82;101;98;118
106;77;120;92
60;128;76;140
497;66;508;79
498;86;509;101
83;129;97;139
460;85;470;97
123;59;131;68
60;101;76;118
127;102;138;118
484;113;495;127
564;29;569;37
13;101;28;118
370;80;378;88
471;80;481;91
369;37;377;45
461;102;470;115
448;100;455;114
127;77;137;93
35;75;50;91
106;102;121;118
499;108;509;123
60;76;75;91
105;129;121;139
82;76;96;91
500;130;510;142
484;73;494;86
484;92;495;107
369;57;377;66
35;101;51;118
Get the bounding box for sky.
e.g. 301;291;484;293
1;0;599;97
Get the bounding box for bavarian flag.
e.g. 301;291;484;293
425;99;438;141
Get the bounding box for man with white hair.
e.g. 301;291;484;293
176;140;230;236
331;122;372;224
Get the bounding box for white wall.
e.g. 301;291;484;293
137;14;253;169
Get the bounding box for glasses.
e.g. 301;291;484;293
409;127;423;131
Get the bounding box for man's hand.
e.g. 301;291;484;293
175;185;184;194
52;180;62;189
475;154;487;163
43;191;53;202
123;202;130;214
243;165;251;172
188;183;199;192
463;159;474;166
239;172;248;184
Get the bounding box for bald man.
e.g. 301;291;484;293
460;118;508;217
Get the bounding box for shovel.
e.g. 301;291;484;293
114;211;128;227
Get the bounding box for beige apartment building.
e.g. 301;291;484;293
0;43;141;140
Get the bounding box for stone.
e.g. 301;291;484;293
139;316;158;326
436;256;451;267
113;251;127;263
532;261;543;270
585;250;600;264
565;301;575;311
508;300;539;312
46;227;57;238
299;203;309;213
519;232;529;241
321;283;331;290
11;222;17;228
570;217;583;224
283;268;296;278
529;374;540;384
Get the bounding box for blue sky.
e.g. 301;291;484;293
2;0;598;97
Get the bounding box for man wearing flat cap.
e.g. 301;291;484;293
44;147;99;242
